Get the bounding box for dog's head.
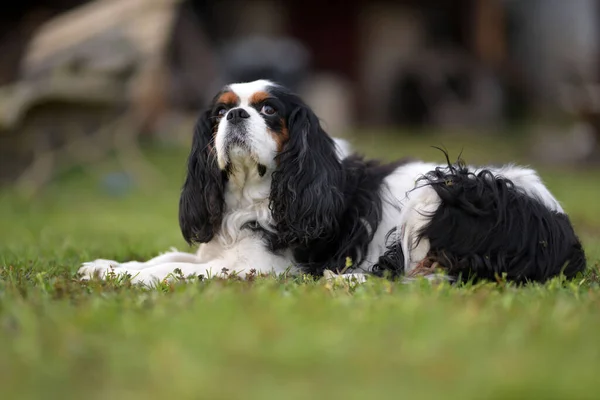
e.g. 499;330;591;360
179;80;347;246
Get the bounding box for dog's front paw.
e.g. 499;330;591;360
78;259;121;280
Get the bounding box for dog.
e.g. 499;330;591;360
79;79;586;286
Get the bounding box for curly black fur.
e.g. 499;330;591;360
288;155;410;276
269;103;346;247
375;154;586;283
179;109;227;244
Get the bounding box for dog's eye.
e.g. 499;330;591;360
261;105;276;115
216;107;227;117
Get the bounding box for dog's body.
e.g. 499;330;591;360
79;80;586;285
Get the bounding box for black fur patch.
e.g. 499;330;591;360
372;227;406;278
257;164;267;177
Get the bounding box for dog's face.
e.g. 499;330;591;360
179;80;346;246
211;80;288;175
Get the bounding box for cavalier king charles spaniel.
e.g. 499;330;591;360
79;79;586;285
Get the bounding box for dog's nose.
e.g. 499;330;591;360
227;108;250;123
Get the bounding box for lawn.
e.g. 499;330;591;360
1;130;599;400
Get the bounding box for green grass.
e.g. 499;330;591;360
1;131;599;400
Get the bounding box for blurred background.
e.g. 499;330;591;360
1;4;600;396
0;0;599;197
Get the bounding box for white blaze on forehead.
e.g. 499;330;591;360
228;80;275;105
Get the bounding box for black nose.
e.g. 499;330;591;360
227;108;250;123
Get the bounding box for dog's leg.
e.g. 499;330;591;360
397;185;441;274
79;235;297;284
132;260;244;286
79;249;201;276
79;258;283;287
121;250;201;269
78;261;214;284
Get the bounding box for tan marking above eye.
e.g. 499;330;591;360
270;117;290;156
217;91;240;106
249;91;270;105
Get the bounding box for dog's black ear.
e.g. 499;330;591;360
270;105;345;246
179;109;226;244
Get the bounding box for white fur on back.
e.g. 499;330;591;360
479;164;564;213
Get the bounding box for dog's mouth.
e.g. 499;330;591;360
226;139;251;157
222;142;267;178
217;128;268;178
225;161;268;178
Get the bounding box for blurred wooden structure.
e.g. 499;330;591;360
1;0;598;189
0;0;188;194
